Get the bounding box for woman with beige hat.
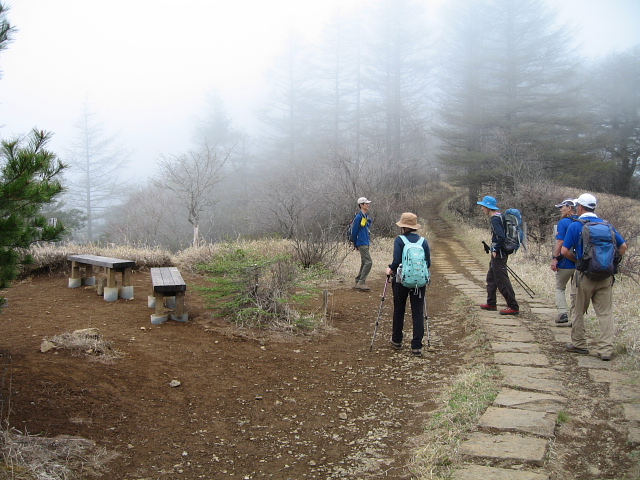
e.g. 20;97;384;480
385;212;431;356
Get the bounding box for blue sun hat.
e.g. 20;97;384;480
477;195;499;210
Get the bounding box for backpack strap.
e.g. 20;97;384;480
400;235;424;246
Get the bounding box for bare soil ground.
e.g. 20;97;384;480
0;247;470;478
0;202;637;479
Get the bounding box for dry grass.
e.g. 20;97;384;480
411;364;501;479
43;329;124;363
0;428;117;480
27;243;173;273
173;238;298;274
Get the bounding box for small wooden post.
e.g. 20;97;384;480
323;289;329;318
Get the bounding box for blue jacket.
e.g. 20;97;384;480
563;213;626;259
556;215;577;269
351;212;371;247
389;232;431;273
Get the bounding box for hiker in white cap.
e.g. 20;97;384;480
551;199;578;324
561;193;627;361
351;197;373;291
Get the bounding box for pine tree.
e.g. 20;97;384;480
0;130;66;306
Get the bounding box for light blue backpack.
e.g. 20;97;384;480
399;235;429;289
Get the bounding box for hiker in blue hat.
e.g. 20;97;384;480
477;196;519;315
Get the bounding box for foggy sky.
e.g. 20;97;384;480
1;0;639;182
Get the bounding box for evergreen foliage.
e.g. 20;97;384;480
0;130;67;305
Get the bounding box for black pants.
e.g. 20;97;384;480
391;281;425;350
486;253;519;310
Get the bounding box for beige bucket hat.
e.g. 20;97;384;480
396;212;421;229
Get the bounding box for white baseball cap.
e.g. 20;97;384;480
575;193;597;209
357;197;372;204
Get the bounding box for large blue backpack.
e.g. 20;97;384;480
576;219;619;280
399;235;430;289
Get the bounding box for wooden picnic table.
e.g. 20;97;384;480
148;267;188;324
67;254;136;301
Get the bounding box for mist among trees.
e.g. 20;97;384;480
33;0;640;249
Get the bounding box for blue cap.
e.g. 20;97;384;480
477;195;499;210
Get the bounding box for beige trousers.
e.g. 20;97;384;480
570;273;614;356
555;267;575;316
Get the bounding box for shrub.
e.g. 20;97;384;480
197;244;324;330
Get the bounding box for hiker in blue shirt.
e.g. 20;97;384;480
385;212;431;356
351;197;373;291
477;196;519;315
561;193;627;361
551;199;578;324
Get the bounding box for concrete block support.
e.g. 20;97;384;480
103;287;119;302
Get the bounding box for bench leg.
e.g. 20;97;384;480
69;261;81;288
103;267;119;301
171;292;188;322
165;296;176;309
119;268;134;299
151;292;168;324
82;264;96;286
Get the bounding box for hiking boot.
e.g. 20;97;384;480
556;313;569;324
411;349;422;357
356;281;371;291
565;343;589;355
390;340;402;350
499;307;519;315
597;353;612;361
480;304;497;311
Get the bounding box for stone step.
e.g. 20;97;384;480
478;406;556;437
491;341;540;354
493;353;549;367
498;365;565;394
459;432;548;466
452;464;549;480
493;388;566;412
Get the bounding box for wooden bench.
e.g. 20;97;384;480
67;254;136;301
148;267;188;324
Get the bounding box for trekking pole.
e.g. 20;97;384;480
505;264;536;299
423;290;430;349
482;241;535;298
370;275;391;352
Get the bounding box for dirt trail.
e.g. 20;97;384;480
0;195;638;479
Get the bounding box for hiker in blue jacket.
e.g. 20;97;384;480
551;199;578;324
561;193;627;361
477;196;519;315
385;212;431;357
351;197;373;291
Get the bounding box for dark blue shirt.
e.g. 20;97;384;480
389;232;431;272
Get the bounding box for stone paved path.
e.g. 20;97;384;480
425;211;640;479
